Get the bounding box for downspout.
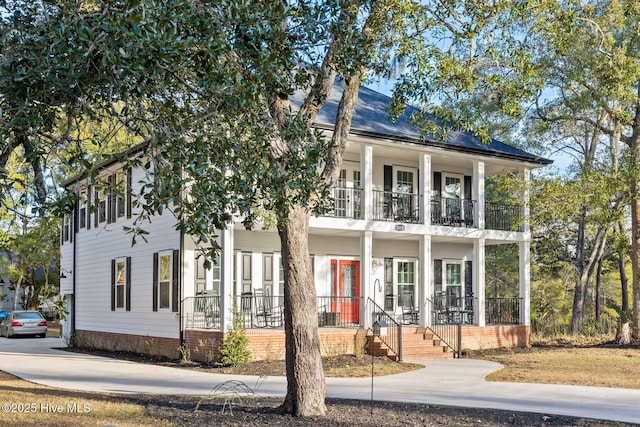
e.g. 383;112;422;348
71;199;78;340
179;229;185;351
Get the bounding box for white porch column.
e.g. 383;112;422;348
473;160;485;229
220;223;235;332
519;240;531;325
521;167;531;233
420;153;431;226
474;238;486;326
361;230;373;328
419;234;431;328
362;145;374;220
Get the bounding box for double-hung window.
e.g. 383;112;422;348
111;257;131;311
153;250;179;312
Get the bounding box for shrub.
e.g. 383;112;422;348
217;309;250;367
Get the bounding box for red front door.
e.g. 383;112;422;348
331;260;360;324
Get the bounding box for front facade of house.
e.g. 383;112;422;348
60;86;550;361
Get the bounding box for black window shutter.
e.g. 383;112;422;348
433;172;442;195
152;252;158;312
73;198;78;238
86;187;92;230
126;168;132;219
94;190;99;228
384;165;392;192
126;257;132;311
465;260;473;296
172;249;180;312
434;259;442;289
464;175;472;200
111;259;116;311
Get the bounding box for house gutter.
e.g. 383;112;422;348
313;123;554;166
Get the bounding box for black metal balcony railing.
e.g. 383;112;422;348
485;297;521;324
184;294;363;330
183;294;221;330
317;296;361;327
372;190;422;223
431;294;476;325
431;197;476;227
183;294;521;330
485;202;523;231
322;187;524;231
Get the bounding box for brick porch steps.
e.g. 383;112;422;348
367;327;454;361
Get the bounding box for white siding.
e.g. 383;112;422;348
73;166;182;339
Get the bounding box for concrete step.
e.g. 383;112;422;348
367;331;454;361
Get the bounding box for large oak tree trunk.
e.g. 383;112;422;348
277;205;326;416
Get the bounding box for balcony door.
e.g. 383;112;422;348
330;259;360;323
335;165;361;218
393;167;417;221
442;173;463;223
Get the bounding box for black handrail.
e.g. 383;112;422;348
369;298;402;362
426;297;462;358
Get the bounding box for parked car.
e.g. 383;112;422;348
0;311;48;338
0;311;9;322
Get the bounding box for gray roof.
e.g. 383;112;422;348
293;80;552;165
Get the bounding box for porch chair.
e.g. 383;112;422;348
398;291;419;324
254;288;283;328
433;291;448;324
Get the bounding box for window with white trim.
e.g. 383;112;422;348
158;252;172;309
153;250;179;312
111;256;131;311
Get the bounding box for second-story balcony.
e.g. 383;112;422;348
324;187;523;231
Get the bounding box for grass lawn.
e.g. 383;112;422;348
467;341;640;390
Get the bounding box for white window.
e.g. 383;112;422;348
158;251;172;309
211;253;221;296
395;259;416;301
79;191;87;229
62;214;71;243
442;260;463;307
111;257;130;311
116;258;126;309
394;167;416;194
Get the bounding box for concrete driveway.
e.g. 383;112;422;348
0;337;639;424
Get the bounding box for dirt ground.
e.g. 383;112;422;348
63;347;633;426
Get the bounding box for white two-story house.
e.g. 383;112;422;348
60;83;551;361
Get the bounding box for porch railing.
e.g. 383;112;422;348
485;297;521;324
431;197;476;228
317;296;362;328
426;296;462;358
369;298;403;361
431;294;476;325
485;201;522;231
372;190;422;223
183;294;221;330
322;187;523;231
329;187;363;219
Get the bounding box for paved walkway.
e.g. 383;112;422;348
1;338;639;424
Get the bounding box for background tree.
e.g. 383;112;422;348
525;0;640;337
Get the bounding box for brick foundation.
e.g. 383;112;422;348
74;325;529;363
461;325;530;350
74;330;181;360
184;328;369;363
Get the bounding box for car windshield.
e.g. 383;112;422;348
13;312;43;320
